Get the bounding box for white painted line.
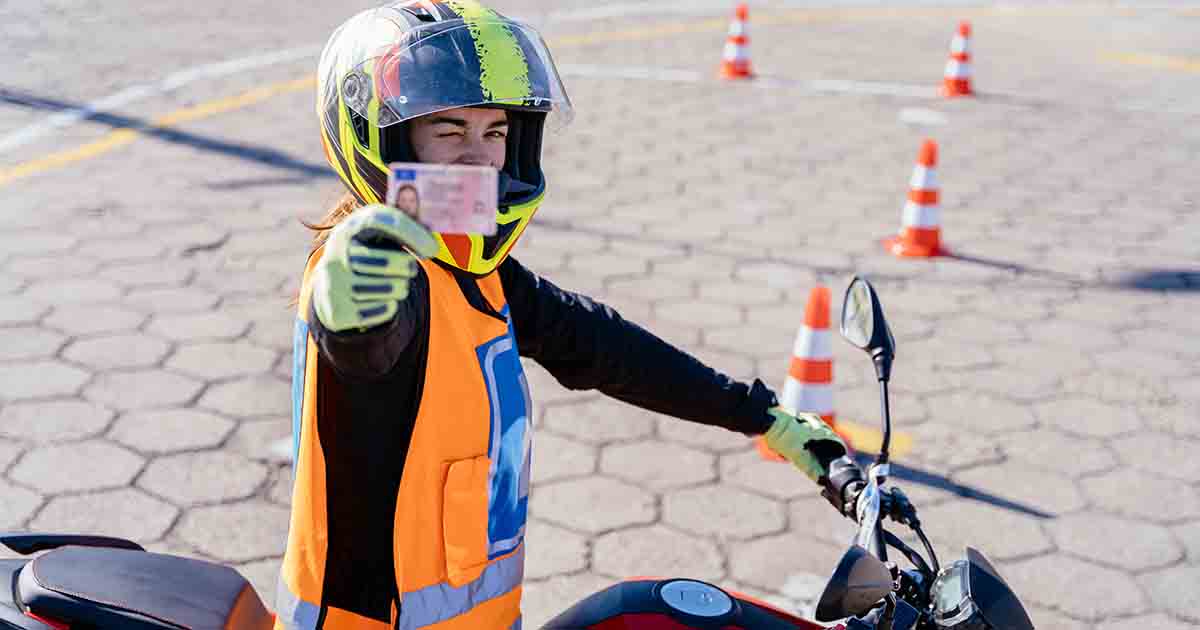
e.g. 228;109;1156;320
899;107;949;126
557;63;704;83
0;45;321;155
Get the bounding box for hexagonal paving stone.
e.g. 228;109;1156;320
993;429;1116;477
925;391;1037;436
176;500;290;563
1081;469;1200;523
720;449;823;501
9;441;143;494
0;440;24;472
43;304;147;336
1036;397;1143;439
531;477;655;534
655;417;749;454
1061;369;1174;407
0;296;48;326
0;479;42;528
938;315;1025;345
139;451;269;506
63;333;172;370
97;260;195;289
902;337;995;371
592;525;724;582
1173;520;1200;561
123;287;219;314
0;399;114;442
525;519;589;581
0;326;66;361
0;360;90;400
225;417;293;464
166;342;277;380
1048;512;1182;572
1142;566;1200;623
542;398;656;445
147;311;251;341
655;299;743;328
903;422;1005;474
1004;554;1148;621
954;463;1085;516
1025;606;1089;630
663;484;784;540
523;573;614;630
84;369;204;411
788;495;865;548
1118;432;1200;483
23;278;123;304
31;488;178;542
600;440;714;491
1025;319;1121;352
78;238;166;263
530;432;596;484
1094;348;1195;381
1098;614;1196;630
197;375;290;418
108;408;235;454
729;533;845;592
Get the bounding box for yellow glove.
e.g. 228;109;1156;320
762;407;848;482
311;204;439;333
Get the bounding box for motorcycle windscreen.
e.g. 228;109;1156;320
966;547;1034;630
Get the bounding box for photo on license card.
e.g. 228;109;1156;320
387;163;498;236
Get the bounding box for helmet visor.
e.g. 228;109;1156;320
327;16;573;131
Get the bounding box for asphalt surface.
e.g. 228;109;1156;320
1;2;1198;629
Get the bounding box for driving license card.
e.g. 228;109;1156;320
386;163;498;236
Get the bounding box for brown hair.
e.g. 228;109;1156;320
302;192;360;254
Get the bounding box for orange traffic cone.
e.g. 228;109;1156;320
884;139;945;258
719;4;753;79
943;21;973;97
755;286;851;461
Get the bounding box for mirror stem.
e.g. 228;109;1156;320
877;378;892;470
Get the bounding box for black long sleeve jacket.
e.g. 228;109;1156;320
308;256;778;437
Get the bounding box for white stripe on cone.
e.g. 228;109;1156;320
909;165;938;190
944;60;972;78
951;35;970;55
728;21;747;36
724;43;748;61
792;328;832;360
781;380;834;416
902;202;941;228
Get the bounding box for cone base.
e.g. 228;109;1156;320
883;235;945;258
942;80;973;98
720;65;754;80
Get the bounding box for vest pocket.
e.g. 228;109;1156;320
443;455;491;587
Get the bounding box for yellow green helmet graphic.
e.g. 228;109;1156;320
317;0;573;275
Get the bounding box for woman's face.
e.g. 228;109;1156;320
396;187;419;212
409;106;508;168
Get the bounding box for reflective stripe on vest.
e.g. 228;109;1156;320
398;545;524;630
275;578;321;630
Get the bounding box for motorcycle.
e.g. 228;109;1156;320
0;276;1034;630
540;276;1036;630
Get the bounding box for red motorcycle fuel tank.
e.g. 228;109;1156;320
541;577;825;630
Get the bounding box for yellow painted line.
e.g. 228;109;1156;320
838;420;914;458
2;3;1192;187
1101;51;1200;73
0;76;315;187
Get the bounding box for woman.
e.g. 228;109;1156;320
279;2;849;629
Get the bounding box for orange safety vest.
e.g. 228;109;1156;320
277;250;531;630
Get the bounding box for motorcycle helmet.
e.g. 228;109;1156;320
317;0;573;275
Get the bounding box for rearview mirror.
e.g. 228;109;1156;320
815;545;894;621
840;276;896;382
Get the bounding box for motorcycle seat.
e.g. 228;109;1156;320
16;545;274;630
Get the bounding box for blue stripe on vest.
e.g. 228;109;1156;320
291;317;310;466
476;306;532;560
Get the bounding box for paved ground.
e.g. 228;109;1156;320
2;2;1198;629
